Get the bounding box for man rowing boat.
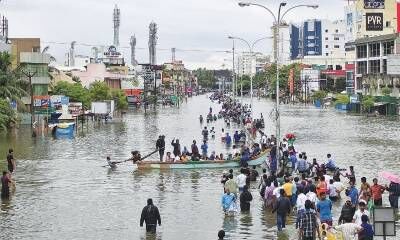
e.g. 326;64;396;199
130;151;141;163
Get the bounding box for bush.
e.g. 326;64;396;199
381;87;391;96
312;90;327;100
334;94;350;105
362;95;375;113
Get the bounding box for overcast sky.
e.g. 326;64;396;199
1;0;346;69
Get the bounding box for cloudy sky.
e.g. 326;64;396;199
1;0;346;69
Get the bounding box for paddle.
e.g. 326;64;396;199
102;148;164;167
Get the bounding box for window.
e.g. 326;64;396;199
325;29;328;33
334;37;340;41
369;60;380;74
336;65;342;70
325;37;329;40
356;45;367;58
369;43;380;57
326;53;329;56
357;61;367;75
325;45;329;48
334;45;340;48
335;29;338;33
383;59;387;74
383;41;394;55
386;21;391;27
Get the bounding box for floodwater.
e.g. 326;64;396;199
0;95;399;240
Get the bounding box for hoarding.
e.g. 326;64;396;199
364;0;385;9
366;13;383;31
387;54;400;75
398;1;400;33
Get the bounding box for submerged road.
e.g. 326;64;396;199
0;95;399;239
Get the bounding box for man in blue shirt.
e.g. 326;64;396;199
225;133;232;146
346;180;359;206
325;153;336;171
316;192;333;226
233;131;240;144
201;140;208;159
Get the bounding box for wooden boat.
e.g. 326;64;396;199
136;151;269;170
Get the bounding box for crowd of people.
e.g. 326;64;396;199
219;141;400;240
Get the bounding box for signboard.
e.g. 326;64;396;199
364;0;385;9
51;95;69;107
387;54;400;75
366;13;383;31
33;95;50;107
373;207;396;236
346;71;355;94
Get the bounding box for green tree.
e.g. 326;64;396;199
0;52;27;101
194;68;215;88
111;89;128;110
362;95;375;113
52;81;91;108
89;81;111;101
0;99;17;131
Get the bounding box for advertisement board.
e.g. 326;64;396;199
364;0;385;9
387;54;400;75
366;13;383;31
33;95;50;107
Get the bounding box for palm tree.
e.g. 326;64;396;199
0;52;27;101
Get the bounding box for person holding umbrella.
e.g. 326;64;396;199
380;171;400;209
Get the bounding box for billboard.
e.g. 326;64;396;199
398;1;400;33
387;54;400;75
366;13;383;31
364;0;385;9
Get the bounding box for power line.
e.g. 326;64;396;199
41;41;232;54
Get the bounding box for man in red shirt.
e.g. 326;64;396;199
370;178;385;206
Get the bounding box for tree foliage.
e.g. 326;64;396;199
0;99;17;131
52;81;128;110
0;52;27;101
194;68;215;88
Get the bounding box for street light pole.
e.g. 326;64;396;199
238;1;319;171
232;39;236;99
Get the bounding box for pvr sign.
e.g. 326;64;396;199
366;13;383;31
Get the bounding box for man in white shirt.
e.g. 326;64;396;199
306;190;318;204
296;188;307;211
334;222;362;240
236;168;247;193
353;200;370;225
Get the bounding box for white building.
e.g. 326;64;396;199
237;52;270;76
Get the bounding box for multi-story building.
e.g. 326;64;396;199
237;52;270;76
290;19;347;70
9;38;40;68
0;14;10;53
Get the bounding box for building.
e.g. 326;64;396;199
290;19;347;70
355;34;399;94
9;38;40;68
214;70;232;92
237;52;270;76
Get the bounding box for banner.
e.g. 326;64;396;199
366;13;383;31
288;68;294;95
364;0;385;9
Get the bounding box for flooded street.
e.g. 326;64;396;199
0;95;399;240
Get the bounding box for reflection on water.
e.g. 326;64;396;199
0;95;399;239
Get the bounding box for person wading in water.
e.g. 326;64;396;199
7;149;16;174
156;135;165;161
140;198;161;233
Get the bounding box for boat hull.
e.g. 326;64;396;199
136;152;268;170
